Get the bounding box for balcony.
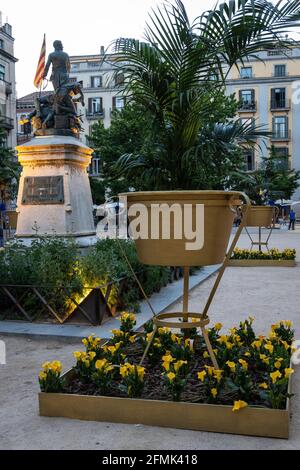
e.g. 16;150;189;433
85;109;105;120
238;101;257;113
271;130;291;141
270;99;291;111
1;116;14;130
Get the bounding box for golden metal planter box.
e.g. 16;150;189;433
228;260;297;267
39;371;292;439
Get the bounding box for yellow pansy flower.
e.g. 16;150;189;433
129;336;136;344
174;360;187;373
251;340;262;350
136;366;145;379
259;382;268;390
213;370;223;383
197;371;207;382
111;329;123;337
238;359;248;371
184;339;193;351
282;320;293;328
280;340;290;351
264;343;274;354
39;372;47;381
214;323;223;331
203;351;210;359
205;366;215;376
244;352;251;357
82;338;88;347
166;372;176;382
95;359;107;370
232;400;248;412
89;351;96;360
226;361;236;373
162;354;175;364
284;368;294;379
211;388;218;399
270;370;282;384
42;361;51;371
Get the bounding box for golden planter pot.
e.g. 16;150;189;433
121;191;245;267
246;206;277;228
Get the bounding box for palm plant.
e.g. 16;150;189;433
111;0;300;190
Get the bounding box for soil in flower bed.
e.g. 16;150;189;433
63;337;282;407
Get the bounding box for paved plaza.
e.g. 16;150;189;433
0;227;299;450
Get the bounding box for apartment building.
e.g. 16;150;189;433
70;51;124;128
226;44;300;199
0;14;17;148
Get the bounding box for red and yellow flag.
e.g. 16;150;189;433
34;34;46;89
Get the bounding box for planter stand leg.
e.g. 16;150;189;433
201;327;219;370
139;325;158;366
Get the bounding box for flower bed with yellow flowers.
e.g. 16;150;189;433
231;248;296;261
38;314;296;438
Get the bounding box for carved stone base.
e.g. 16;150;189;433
15;135;97;246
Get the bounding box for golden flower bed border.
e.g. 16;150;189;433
39;368;292;439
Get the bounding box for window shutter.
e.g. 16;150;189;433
239;90;242;102
112;96;116;109
251;89;255;102
100;97;103;111
88;98;92;113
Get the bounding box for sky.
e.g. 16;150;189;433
0;0;218;98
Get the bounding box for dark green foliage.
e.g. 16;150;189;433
0;117;20;199
231;146;300;204
0;238;171;319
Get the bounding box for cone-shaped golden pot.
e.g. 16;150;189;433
121;191;247;267
246;206;276;228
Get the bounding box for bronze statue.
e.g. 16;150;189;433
26;40;85;137
43;40;70;91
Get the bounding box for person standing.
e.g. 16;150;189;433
289;209;296;231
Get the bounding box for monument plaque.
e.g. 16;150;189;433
22;176;64;205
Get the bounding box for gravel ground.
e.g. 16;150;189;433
0;228;299;450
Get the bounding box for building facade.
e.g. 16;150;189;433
69;50;126;154
226;44;300;199
0;15;17;149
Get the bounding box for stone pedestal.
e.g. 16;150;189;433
15;135;97;247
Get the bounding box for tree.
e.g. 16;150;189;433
232;146;300;204
0;118;19;202
88;103;159;196
110;0;300;191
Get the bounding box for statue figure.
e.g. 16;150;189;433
43;40;70;91
25;40;85;136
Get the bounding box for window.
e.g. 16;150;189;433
89;157;101;176
112;96;126;110
0;64;5;81
88;97;103;114
91;76;102;88
69;77;77;83
273;116;288;139
271;88;286;108
274;65;286;77
71;63;79;71
115;73;125;86
240;67;252;79
273;147;289;170
240;117;254;128
244;150;255;171
0;39;4;50
88;62;100;68
239;89;255;109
